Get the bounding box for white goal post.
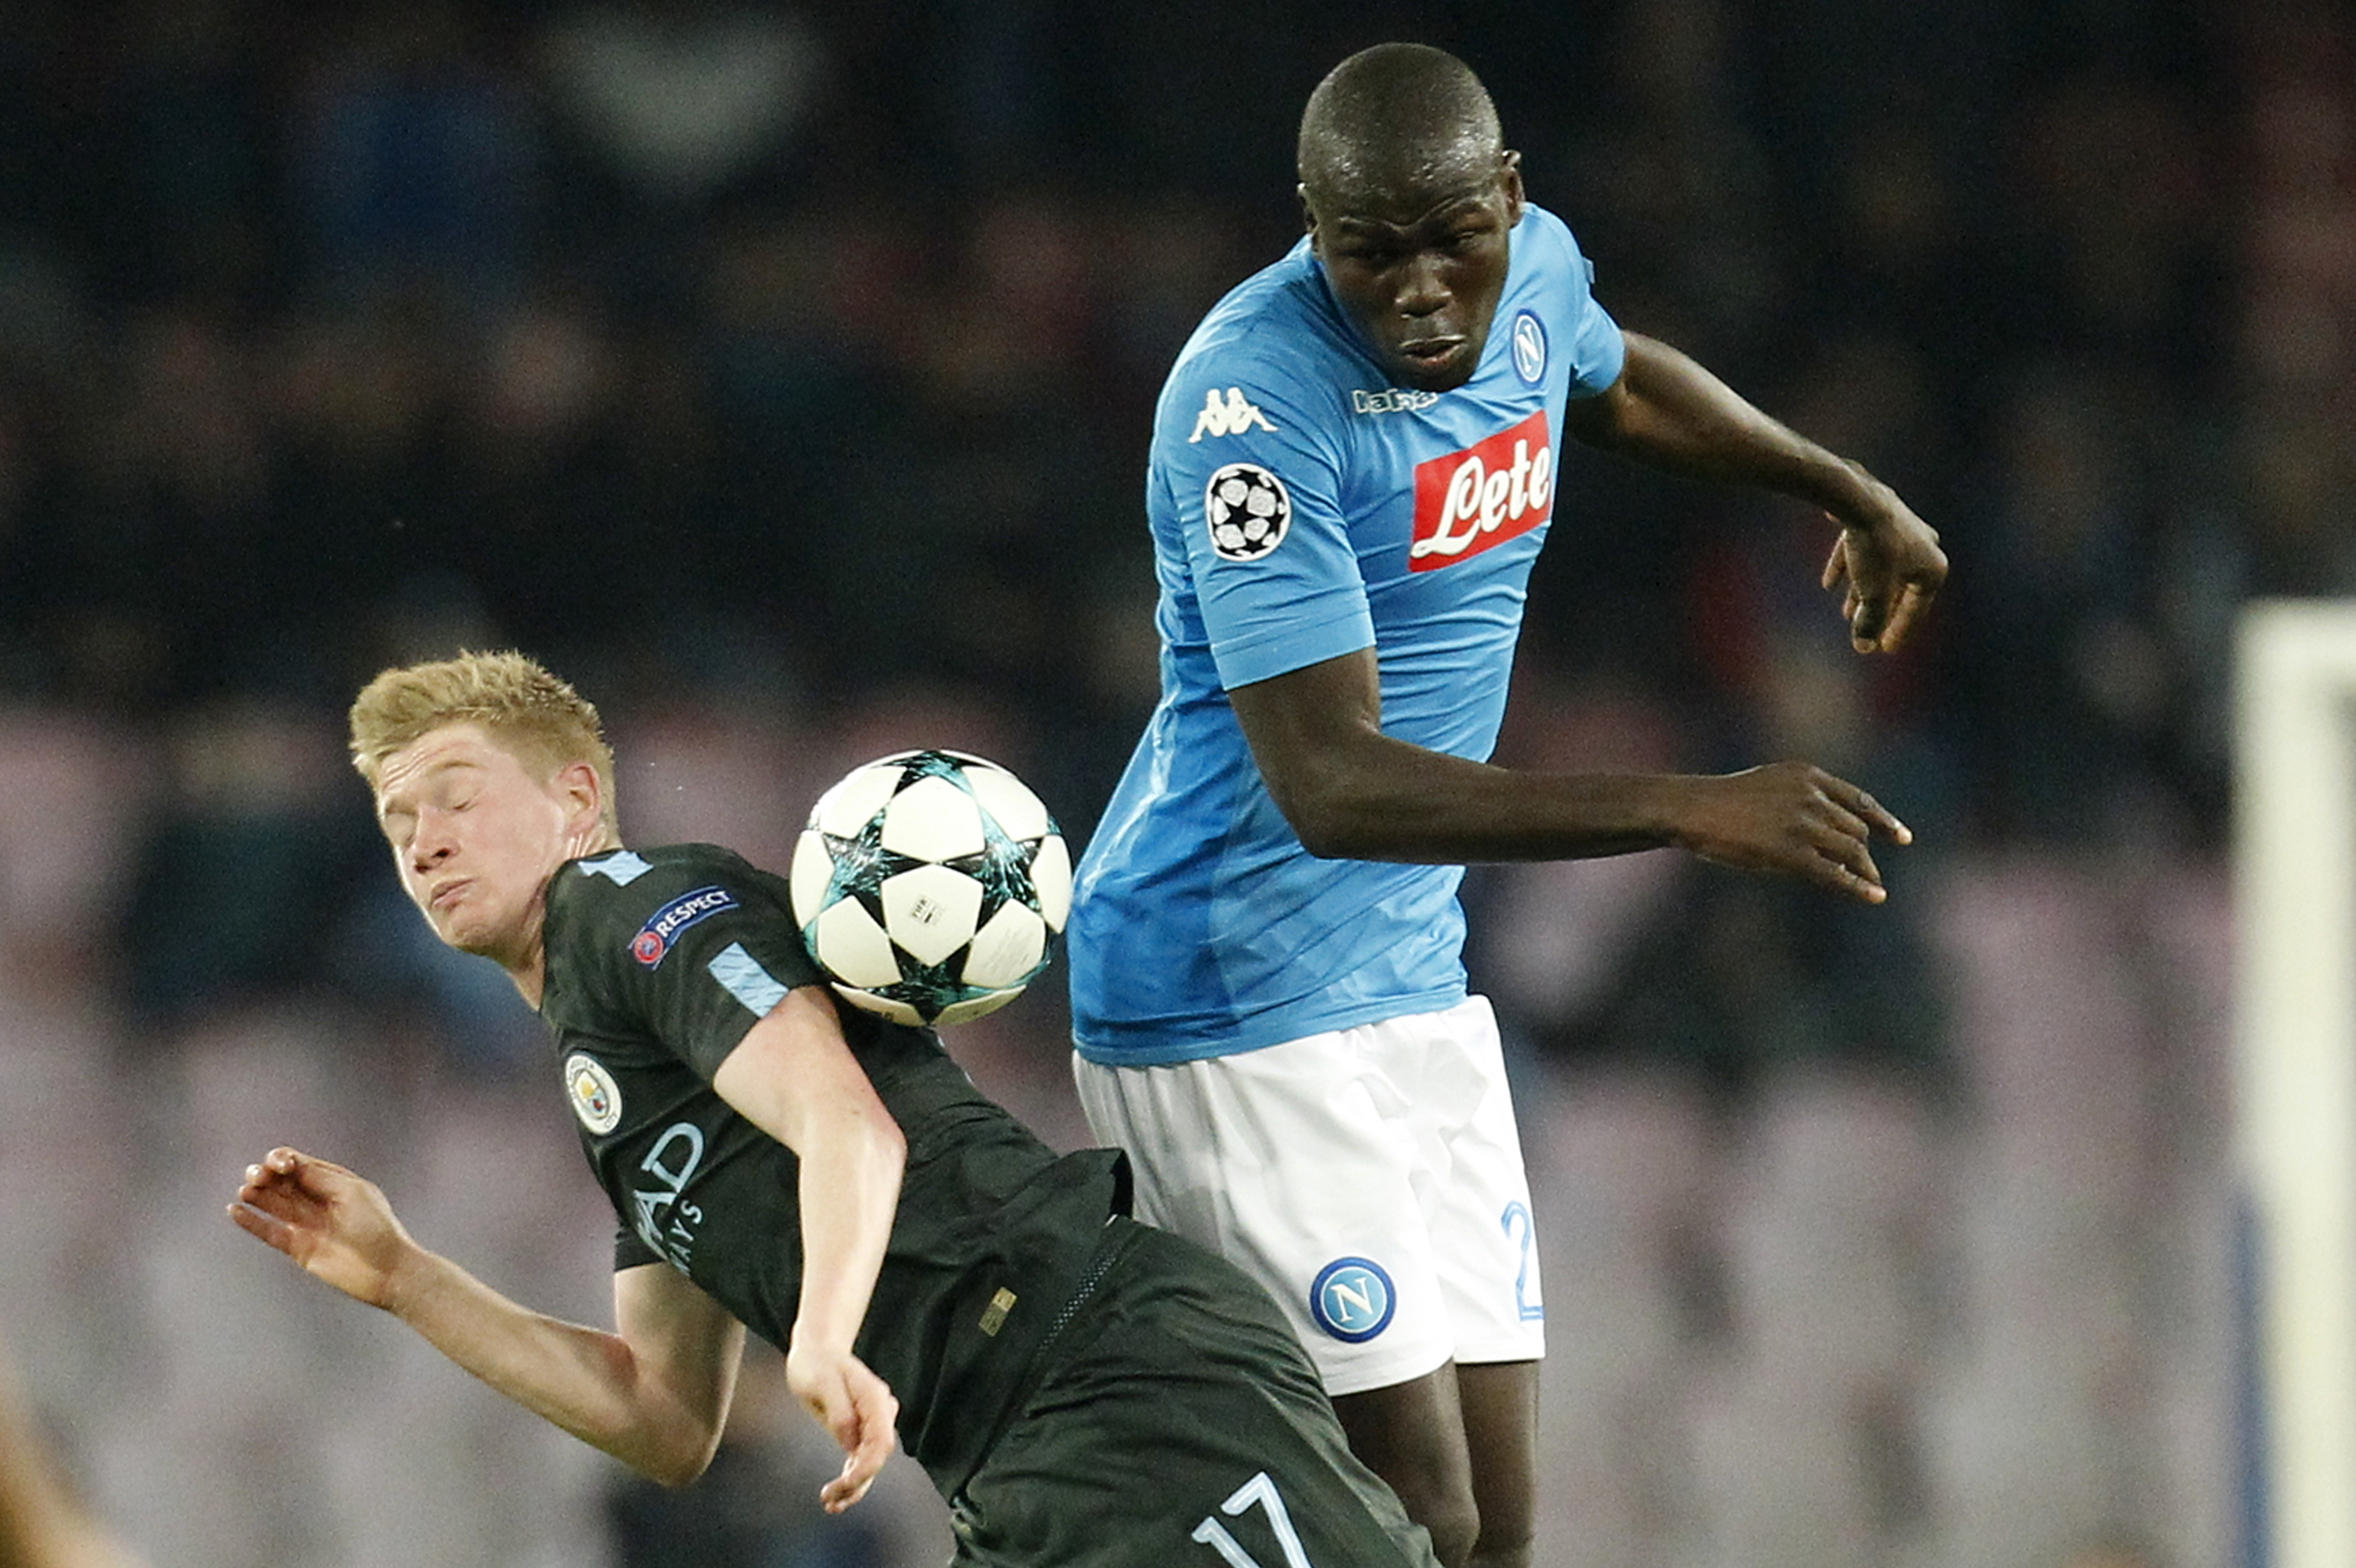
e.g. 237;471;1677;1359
2238;599;2356;1568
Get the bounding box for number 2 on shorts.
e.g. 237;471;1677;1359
1190;1470;1314;1568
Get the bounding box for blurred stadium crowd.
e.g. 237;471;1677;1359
0;0;2345;1564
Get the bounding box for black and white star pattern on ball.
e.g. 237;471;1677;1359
887;750;1045;924
790;747;1069;1027
1204;461;1292;562
947;810;1039;917
811;810;925;928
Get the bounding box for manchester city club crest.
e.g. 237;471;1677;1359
565;1053;623;1135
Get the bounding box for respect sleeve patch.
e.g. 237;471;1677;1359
631;885;737;967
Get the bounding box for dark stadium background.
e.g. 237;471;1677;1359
0;1;2334;1563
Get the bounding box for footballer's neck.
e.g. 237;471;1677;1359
497;901;552;1010
510;828;622;1009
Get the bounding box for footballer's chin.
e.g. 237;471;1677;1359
418;899;498;957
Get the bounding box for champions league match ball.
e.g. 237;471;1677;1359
788;750;1072;1027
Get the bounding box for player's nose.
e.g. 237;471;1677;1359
1395;252;1451;316
409;815;457;868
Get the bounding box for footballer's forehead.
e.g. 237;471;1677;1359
372;722;528;810
1314;159;1511;236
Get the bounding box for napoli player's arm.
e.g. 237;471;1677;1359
229;1147;746;1487
1560;330;1946;653
1229;649;1910;903
709;984;907;1514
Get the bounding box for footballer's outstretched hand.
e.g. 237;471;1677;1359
1674;761;1913;904
785;1340;900;1514
1822;482;1946;653
228;1147;421;1311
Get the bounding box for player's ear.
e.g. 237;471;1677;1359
555;759;603;831
1298;182;1320;248
1500;150;1526;224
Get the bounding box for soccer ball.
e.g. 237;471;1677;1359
788;750;1072;1027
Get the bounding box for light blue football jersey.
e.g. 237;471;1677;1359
1069;204;1626;1065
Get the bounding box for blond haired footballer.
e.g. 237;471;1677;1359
229;651;1442;1566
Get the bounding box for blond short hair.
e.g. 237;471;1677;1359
349;651;618;829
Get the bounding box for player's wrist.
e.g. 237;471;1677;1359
377;1243;442;1320
1644;773;1716;853
1820;459;1905;534
785;1326;853;1368
1555;771;1701;858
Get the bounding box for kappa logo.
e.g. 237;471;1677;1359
1188;386;1277;442
1309;1256;1398;1343
1408;409;1555;572
564;1053;622;1135
1352;387;1442;416
631;885;736;968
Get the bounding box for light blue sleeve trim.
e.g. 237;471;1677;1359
582;850;654;885
707;942;788;1017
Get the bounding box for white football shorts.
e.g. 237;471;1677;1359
1072;994;1544;1397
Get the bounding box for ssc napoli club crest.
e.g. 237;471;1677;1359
1204;462;1292;562
565;1053;623;1135
1511;310;1548;385
1309;1256;1398;1342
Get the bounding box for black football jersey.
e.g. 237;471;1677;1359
536;842;1127;1490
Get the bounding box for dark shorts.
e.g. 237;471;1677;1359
948;1218;1438;1568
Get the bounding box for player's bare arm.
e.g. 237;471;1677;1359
228;1147;744;1487
709;984;907;1513
1560;330;1947;653
1230;647;1909;903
